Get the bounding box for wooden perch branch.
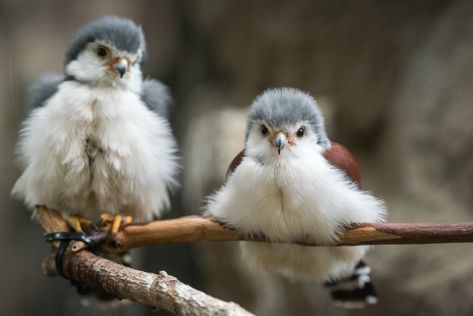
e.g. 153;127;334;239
109;216;473;252
62;251;253;315
36;206;254;316
35;205;473;314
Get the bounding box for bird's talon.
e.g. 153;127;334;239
111;215;122;234
98;213;133;235
67;215;94;232
100;213;114;223
109;238;122;248
80;218;92;225
124;216;133;225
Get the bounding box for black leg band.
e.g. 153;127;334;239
44;231;99;278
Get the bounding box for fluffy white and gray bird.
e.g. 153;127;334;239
205;88;387;308
12;16;178;229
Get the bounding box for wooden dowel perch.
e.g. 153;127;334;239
111;216;473;252
36;206;473;252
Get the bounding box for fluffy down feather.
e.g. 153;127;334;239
206;145;385;281
12;80;178;221
206;88;386;282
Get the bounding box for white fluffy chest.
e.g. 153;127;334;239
49;83;152;179
207;152;385;243
14;81;178;219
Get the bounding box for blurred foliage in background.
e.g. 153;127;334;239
1;1;472;315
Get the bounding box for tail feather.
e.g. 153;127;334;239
324;261;378;309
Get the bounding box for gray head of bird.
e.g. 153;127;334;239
64;16;146;89
245;88;331;164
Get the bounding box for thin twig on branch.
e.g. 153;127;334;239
36;206;254;316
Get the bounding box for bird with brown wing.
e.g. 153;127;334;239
206;88;386;308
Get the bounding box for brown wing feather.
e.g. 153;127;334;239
226;150;245;178
323;142;362;188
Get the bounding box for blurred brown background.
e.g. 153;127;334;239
1;0;473;315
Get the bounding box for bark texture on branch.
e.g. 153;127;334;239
36;206;254;316
63;251;253;316
35;205;473;314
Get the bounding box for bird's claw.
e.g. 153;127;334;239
98;213;133;235
67;215;92;232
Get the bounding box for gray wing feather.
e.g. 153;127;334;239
140;79;172;118
26;74;64;111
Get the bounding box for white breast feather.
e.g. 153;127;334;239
12;81;178;221
206;148;386;281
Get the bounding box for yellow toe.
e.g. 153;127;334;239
100;213;114;222
124;216;133;225
68;216;83;232
111;215;122;234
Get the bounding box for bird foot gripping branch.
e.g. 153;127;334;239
37;206;130;278
99;213;134;235
36;205;255;315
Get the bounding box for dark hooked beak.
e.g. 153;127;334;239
115;58;128;78
275;132;288;155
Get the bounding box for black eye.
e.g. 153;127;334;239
261;125;269;136
296;127;305;138
96;46;108;58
